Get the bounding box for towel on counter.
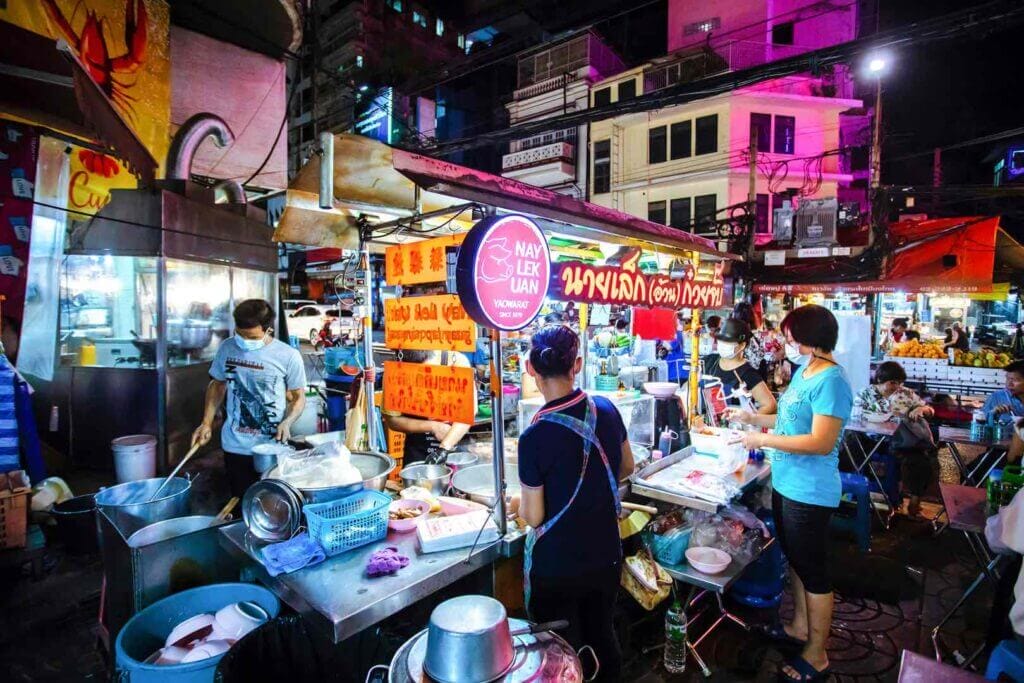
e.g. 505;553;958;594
261;532;326;576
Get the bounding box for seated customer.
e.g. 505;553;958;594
985;360;1024;427
859;361;935;517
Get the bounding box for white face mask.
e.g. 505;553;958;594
785;341;810;365
717;341;739;359
236;331;268;351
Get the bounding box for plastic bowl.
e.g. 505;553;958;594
685;547;731;575
643;382;680;400
388;499;430;533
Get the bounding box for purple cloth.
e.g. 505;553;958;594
261;532;326;576
366;546;410;577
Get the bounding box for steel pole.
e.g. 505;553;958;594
489;328;507;535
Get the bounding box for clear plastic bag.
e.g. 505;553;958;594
277;441;361;489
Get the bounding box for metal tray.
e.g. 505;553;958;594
630;446;771;512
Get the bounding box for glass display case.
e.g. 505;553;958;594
517;390;656;446
59;257;276;368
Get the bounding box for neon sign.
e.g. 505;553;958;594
551;248;724;309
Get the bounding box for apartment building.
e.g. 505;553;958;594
500;30;624;198
588;0;869;242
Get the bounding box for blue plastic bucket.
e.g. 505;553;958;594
114;583;280;682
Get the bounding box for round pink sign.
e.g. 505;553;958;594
456;215;551;331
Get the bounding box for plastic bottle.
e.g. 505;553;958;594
988;469;1004;515
664;599;687;674
658;427;675;458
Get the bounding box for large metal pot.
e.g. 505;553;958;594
94;477;191;537
451;464;520;507
424;596;514;683
126;515;219;548
179;320;213;350
262;451;395;504
399;463;453;496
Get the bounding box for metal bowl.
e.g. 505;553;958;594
423;596;514;683
262;451;395;504
242;479;304;542
444;451;479;471
399;463;453;496
450;464;520;507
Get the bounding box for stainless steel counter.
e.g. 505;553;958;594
219;521;502;643
631;447;771;512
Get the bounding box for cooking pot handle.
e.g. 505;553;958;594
578;644;600;682
364;663;389;683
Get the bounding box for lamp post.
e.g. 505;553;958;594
867;56;887;189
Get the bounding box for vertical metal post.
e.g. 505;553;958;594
489;328;507;535
687;255;702;423
156;257;167;472
362;244;378;450
870;83;882;189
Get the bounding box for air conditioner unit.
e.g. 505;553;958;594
772;200;795;243
794;198;838;247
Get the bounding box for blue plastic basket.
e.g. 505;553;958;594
303;490;390;556
644;526;692;566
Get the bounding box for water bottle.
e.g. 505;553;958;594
664;600;687;674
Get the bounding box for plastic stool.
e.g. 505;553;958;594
867;451;901;508
831;472;871;552
730;509;786;609
986;639;1024;680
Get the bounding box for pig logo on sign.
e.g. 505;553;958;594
478;238;512;283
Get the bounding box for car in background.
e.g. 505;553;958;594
282;299;317;316
285;304;338;344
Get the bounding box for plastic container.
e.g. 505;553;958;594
303;490;389;556
114;583;280;683
49;493;98;555
112;435;158;484
645;526;692;566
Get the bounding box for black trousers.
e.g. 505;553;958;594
894;447;934;497
529;563;622;682
224;451;260;499
772;489;836;595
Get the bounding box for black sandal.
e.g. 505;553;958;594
754;621;807;650
777;654;831;682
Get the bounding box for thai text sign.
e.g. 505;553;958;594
384;295;476;352
455;215;551;331
385;233;464;286
552;249;725;310
383;360;476;424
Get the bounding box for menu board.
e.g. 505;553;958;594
385;233;464;286
384;295;476;352
383;360;476;424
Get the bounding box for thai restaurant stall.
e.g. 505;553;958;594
755;215;1024;398
213;134;737;648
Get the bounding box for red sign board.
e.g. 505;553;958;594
552;249;725;309
455;215;551;331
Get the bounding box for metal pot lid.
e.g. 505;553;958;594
390;619;584;683
242;479;303;542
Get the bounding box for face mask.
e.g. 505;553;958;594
717;341;738;359
786;342;810;365
236;331;267;351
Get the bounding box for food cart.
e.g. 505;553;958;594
212;134;737;655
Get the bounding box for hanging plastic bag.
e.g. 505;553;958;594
345;385;368;451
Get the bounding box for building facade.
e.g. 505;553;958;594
500;30;624;198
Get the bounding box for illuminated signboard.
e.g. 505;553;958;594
551;248;724;309
383;360;476;424
355;86;394;144
455;215;551;331
384;294;476;352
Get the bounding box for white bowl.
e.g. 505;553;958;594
685;547;731;575
213;601;270;640
165;613;216;648
180;639;233;663
643;382;680;400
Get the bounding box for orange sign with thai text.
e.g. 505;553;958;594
384;295;476;352
383;360;476;424
385;233;465;286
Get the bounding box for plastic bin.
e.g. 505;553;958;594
303;490;389;556
644;526;692;566
215;615;336;681
115;583;280;682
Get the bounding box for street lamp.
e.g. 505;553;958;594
867;57;886;75
865;54;889;189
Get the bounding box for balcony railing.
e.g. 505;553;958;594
509;128;576;154
502;142;574;171
642;41;820;95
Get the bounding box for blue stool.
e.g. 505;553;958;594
831;472;871;552
867;451;901;508
730;509;787;609
986;639;1024;680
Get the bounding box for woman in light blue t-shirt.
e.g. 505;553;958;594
725;304;852;683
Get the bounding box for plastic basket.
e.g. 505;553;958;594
303;490;390;556
643;526;692;566
595;375;620;391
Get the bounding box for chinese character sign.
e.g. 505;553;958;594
384;295;477;352
384;233;464;286
383;360;476;425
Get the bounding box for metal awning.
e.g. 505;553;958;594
274;134;737;260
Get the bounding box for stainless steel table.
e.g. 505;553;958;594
219;522;502;643
631;448;771;512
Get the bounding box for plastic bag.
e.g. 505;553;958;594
685;505;765;565
276;441;361;489
345;384;368;451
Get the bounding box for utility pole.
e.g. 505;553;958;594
870;82;882;189
746;122;758;260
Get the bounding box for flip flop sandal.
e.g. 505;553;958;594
754;621;807;650
777;654;831;682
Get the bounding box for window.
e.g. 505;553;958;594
617;79;636;101
774;115;795;154
436;18;444;36
684;17;721;35
756;194;770;236
457;33;465;49
412;9;428;28
670;121;691;160
750;113;771;152
695;115;718;155
593;139;611;194
670;198;691;229
593;87;611;107
648;126;667;165
648;200;667;225
355;54;364;68
387;0;402;11
694;194;717;230
772;21;795;45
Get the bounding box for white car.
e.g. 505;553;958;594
285;304;338;344
282;299;317;316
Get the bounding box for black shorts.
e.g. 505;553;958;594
772;489;835;594
224;451;260;499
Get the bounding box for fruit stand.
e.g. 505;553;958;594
884;339;1008;396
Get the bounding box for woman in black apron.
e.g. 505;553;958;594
518;325;634;682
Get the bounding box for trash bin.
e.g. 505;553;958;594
215;615;336;681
